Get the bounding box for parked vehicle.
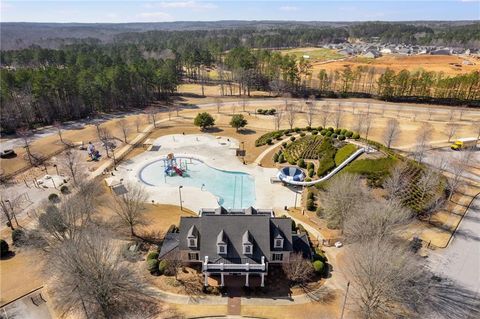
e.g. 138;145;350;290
451;138;477;150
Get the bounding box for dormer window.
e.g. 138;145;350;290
217;230;228;255
187;225;198;248
218;244;227;254
242;230;253;255
274;233;284;249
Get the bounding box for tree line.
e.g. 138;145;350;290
0;45;180;133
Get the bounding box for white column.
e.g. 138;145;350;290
221;273;224;287
245;273;249;287
261;273;265;287
204;272;209;286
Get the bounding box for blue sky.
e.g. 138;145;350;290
0;1;479;23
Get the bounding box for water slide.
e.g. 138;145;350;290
277;147;365;186
173;166;184;176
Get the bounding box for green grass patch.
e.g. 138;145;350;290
343;157;397;187
281;48;344;61
334;144;357;166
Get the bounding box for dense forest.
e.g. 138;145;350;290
1;22;480;133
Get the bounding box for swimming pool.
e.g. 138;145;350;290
139;157;255;209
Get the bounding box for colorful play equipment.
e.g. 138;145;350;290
164;153;186;177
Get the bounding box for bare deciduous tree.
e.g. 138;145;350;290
214;97;223;114
345;240;427;319
118;119;129;144
446;150;473;200
53;121;65;145
241;96;248;112
98;126;113;158
134;115;143;133
318;102;330;128
333;103;343;129
282;252;314;285
417;168;440;203
17;127;34;166
383;163;409;202
48;226;158;319
164;250;183;280
146;106;159;128
285;100;299;129
319;174;367;229
62;150;81;184
273;110;283;131
343;200;411;243
110;183;148;237
445;122;459;142
383;118;400;148
305;100;316;127
413;123;433;163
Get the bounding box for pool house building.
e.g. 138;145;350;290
160;207;311;287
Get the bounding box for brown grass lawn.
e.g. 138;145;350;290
0;248;45;306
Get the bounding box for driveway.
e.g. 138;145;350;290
428;196;480;318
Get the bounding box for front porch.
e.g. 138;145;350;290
202;256;267;287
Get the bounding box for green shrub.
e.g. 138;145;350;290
338;135;346;141
278;154;285;163
60;185;69;194
12;229;25;246
0;239;9;256
307;162;314;170
345;131;353;138
313;260;325;274
317;126;323;131
307;191;315;200
327;127;334;132
320;129;327;136
300;132;306;137
291;219;297;231
352;133;360;139
335;144;357;166
48;193;60;203
290;136;296;142
332;133;338;138
317;158;335;176
340;129;347;135
194;112;215;130
257;108;263;114
312;130;318;135
266;138;272;145
306;126;312;131
147;259;159;273
308;168;314;177
297;159;306;168
325;131;332;137
158;260;168;275
294;127;301;132
306;199;316;211
304;177;312;182
268;108;276;115
288;159;296;165
273;153;279;162
282;142;287;148
334;128;341;134
147;252;159;260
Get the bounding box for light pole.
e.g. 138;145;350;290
294;186;298;209
178;186;183;211
53;164;59;175
340;281;350;319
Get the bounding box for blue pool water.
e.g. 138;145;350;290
139;157;255;209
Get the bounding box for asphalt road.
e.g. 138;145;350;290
428;196;480;318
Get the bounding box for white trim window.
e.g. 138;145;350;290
272;253;283;261
188;238;197;248
188;252;199;261
218;244;227;254
243;244;253;255
274;238;284;249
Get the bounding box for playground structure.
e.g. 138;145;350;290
164;153;187;177
277;147;365;186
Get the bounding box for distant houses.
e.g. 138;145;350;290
362;50;381;59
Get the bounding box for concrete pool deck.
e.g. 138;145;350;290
115;134;298;212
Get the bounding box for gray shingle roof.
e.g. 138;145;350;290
179;208;293;263
159;232;180;259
